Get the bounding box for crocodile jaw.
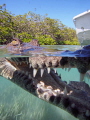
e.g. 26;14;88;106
0;57;90;120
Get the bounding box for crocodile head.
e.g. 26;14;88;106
0;56;90;120
0;38;41;54
6;38;40;47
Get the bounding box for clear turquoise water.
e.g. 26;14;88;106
0;45;89;120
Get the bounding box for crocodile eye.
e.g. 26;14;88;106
14;39;17;41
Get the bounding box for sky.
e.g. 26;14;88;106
0;0;90;28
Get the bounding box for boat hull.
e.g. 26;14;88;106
73;10;90;45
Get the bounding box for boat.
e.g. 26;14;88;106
73;10;90;45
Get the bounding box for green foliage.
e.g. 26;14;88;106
0;23;13;44
58;40;79;45
0;5;79;45
16;32;33;43
0;7;14;44
37;35;56;45
64;40;79;45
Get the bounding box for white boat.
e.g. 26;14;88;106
73;10;90;45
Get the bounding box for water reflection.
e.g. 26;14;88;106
0;45;82;57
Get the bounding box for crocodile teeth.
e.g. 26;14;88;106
71;103;75;108
80;73;85;81
19;62;21;65
85;110;90;117
64;87;67;96
68;66;71;72
33;69;37;77
29;58;31;63
26;71;28;75
86;73;90;79
65;68;67;71
53;68;57;73
41;69;44;77
47;67;51;73
29;74;31;79
29;63;32;68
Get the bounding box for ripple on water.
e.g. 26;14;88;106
0;45;82;57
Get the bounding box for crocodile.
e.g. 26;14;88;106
0;38;41;54
2;38;40;47
0;56;90;120
0;38;90;120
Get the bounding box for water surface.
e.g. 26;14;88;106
0;45;82;57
